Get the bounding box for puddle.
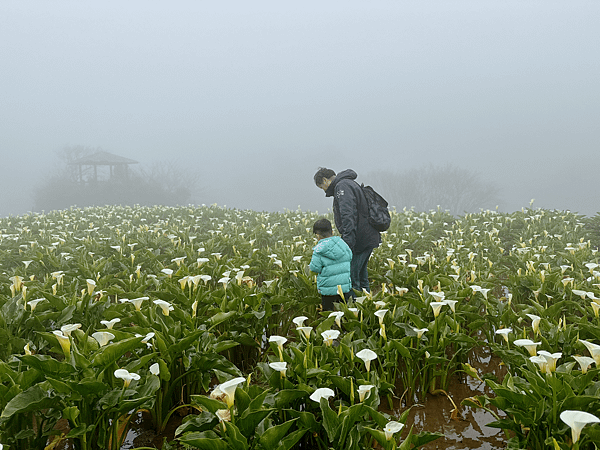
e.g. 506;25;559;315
120;410;184;449
397;343;507;449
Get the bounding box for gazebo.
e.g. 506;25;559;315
69;150;139;184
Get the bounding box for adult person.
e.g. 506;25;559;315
313;168;381;294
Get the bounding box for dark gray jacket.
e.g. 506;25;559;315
325;169;381;254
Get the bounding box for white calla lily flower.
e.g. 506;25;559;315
60;323;81;336
536;350;561;373
374;309;388;325
269;334;287;347
321;329;340;346
356;349;378;372
573;355;595;374
443;299;458;313
358;384;374;402
129;297;148;311
92;331;115;347
413;327;429;339
495;328;512;344
429;302;446;318
525;314;541;335
328;311;344;327
579;340;600;365
269;361;287;377
293;316;309;327
114;368;140;388
560;410;600;444
153;299;174;316
219;377;246;408
429;291;445;301
384;421;404;441
27;298;45;312
309;387;335;403
53;330;71;356
150;363;160;376
514;339;541;357
100;318;120;329
297;326;312;339
529;355;548;372
86;279;96;295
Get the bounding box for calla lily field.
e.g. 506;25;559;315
1;204;600;449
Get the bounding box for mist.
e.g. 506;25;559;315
1;1;599;218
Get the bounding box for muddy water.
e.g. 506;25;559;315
122;345;508;449
403;344;508;449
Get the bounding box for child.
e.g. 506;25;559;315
309;218;353;311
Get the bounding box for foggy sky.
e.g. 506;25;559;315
1;1;599;218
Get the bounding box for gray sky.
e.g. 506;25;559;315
2;1;599;217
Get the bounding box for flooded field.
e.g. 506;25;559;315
118;344;508;450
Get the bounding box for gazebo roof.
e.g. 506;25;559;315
69;151;139;166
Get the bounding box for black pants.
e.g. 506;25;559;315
321;293;349;311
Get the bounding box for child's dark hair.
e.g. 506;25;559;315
313;218;332;236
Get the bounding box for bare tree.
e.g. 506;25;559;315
137;160;200;201
55;145;99;182
369;164;503;215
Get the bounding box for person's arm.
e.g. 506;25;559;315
309;251;323;273
336;182;358;251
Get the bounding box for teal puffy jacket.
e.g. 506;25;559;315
309;236;352;296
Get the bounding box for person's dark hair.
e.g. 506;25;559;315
314;167;336;186
313;218;333;236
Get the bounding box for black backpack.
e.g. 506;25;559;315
360;183;391;232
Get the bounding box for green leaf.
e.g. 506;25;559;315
98;389;122;409
171;329;206;355
46;377;75;395
258;418;297;448
273;389;307;408
208;311;237;329
214;339;240;353
274;428;308;450
91;336;143;367
191;394;227;414
1;383;58;420
224;421;248;450
68;378;109;397
175;411;218;436
337;404;366;448
178;430;229;450
65;424;95;438
364;427;389;449
412;431;444;448
18;354;76;377
248;388;270;411
235;385;251;415
320;396;340;442
390;339;412;359
237;409;273;439
285;410;319;432
62;406;80;425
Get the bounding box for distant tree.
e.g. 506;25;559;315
33;146;200;212
54;145;99;182
369;164;503;216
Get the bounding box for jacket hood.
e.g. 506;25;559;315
313;236;350;260
325;169;357;197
